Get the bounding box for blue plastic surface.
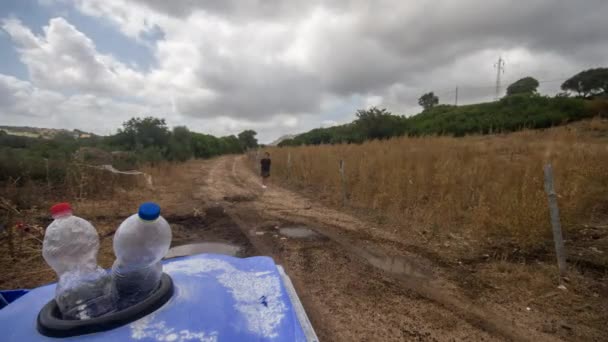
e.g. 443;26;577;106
2;289;30;302
0;289;29;309
0;254;307;341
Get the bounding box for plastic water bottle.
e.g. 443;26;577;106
42;203;113;320
111;202;172;310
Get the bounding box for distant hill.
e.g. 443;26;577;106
268;134;296;146
0;125;96;139
279;96;604;146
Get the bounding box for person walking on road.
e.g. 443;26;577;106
260;152;271;189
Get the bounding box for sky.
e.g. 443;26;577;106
0;0;606;143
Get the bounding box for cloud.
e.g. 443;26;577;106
1;0;608;142
130;0;315;20
71;0;608;97
1;17;146;96
0;74;64;118
0;73;156;133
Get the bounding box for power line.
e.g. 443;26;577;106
399;75;571;108
447;77;568;91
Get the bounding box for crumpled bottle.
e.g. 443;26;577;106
42;203;113;320
111;202;172;310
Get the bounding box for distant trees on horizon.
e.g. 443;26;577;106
278;67;607;146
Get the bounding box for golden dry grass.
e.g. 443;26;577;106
267;118;608;248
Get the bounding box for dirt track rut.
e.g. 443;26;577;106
188;155;559;342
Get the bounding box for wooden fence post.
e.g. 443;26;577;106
287;152;291;181
339;160;347;206
0;197;20;260
543;164;567;279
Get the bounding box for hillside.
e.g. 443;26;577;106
268;134;296;146
280;96;606;146
0;125;96;139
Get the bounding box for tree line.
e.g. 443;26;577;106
280;67;607;146
106;117;258;162
0;118;259;183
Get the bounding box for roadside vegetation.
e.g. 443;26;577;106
0;115;252;284
269;118;608;252
0;118;258;207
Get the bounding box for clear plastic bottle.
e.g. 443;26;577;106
42;203;113;320
111;202;172;310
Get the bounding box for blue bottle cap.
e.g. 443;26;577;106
138;202;161;221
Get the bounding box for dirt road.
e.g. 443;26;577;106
168;155;564;342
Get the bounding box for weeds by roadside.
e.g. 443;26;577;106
267;118;608;252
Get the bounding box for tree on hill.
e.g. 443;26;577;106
115;117;170;149
219;135;242;154
561;68;608;98
418;92;439;110
354;107;401;140
506;77;539;96
167;126;193;162
237;130;258;149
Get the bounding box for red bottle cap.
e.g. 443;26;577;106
50;202;72;217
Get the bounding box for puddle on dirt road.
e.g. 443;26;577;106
165;210;257;257
223;195;256;203
353;247;432;280
165;242;241;258
279;226;322;239
277;225;429;278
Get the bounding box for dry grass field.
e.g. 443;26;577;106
267;118;608;253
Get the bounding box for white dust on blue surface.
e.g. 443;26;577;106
129;294;217;342
163;258;287;339
130;313;218;342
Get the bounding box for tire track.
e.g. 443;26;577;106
199;156;560;342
